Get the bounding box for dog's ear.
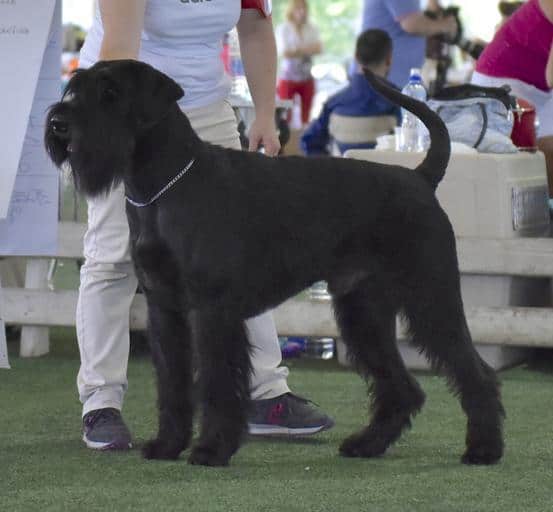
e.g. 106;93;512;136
135;65;184;129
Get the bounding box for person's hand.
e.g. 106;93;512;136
248;116;281;156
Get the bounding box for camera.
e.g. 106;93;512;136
425;5;485;60
424;5;485;95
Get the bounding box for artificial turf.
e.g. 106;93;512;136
1;327;552;512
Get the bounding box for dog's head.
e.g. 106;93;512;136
45;60;184;196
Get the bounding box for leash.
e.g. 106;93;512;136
125;158;196;208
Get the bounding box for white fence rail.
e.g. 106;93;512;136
2;222;553;356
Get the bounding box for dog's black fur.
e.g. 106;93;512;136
45;60;504;467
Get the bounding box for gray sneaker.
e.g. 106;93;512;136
248;393;335;436
82;408;132;450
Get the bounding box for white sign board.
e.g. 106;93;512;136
0;0;60;255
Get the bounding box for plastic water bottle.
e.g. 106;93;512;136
398;68;428;152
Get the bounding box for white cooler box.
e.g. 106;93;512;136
339;149;551;370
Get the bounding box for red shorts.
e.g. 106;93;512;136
277;79;315;125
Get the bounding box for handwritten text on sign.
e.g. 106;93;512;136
0;0;60;255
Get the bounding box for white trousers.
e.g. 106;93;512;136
77;100;289;416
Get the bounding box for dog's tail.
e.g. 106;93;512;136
362;68;450;191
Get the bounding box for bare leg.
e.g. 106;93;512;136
537;136;553;197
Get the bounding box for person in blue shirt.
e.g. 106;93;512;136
361;0;457;88
301;29;401;156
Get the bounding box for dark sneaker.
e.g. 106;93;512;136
82;408;132;450
248;393;335;436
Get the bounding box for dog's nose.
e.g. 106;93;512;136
50;115;70;139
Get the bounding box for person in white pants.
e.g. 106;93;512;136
78;0;334;450
78;100;292;411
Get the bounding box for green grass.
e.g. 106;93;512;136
1;330;553;512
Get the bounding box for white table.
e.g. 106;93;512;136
344;149;550;238
342;149;551;369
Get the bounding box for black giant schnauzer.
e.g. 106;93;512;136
45;60;504;467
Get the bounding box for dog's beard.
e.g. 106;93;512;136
45;105;135;197
68;147;130;197
45;128;128;197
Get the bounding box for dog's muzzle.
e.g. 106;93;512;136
45;107;75;166
49;114;71;141
48;114;74;152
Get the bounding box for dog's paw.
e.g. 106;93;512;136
461;444;503;465
188;444;231;467
339;431;388;458
142;438;184;460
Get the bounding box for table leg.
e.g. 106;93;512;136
20;259;50;357
0;272;10;369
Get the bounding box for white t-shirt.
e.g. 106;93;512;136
275;21;320;82
79;0;241;109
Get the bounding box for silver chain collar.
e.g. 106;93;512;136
125;158;196;208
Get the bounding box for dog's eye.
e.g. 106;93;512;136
101;86;119;103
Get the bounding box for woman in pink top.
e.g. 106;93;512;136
472;0;553;196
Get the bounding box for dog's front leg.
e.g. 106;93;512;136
142;297;194;461
188;309;252;467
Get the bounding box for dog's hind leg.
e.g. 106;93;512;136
188;309;252;467
333;282;426;458
403;250;505;465
142;299;195;460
